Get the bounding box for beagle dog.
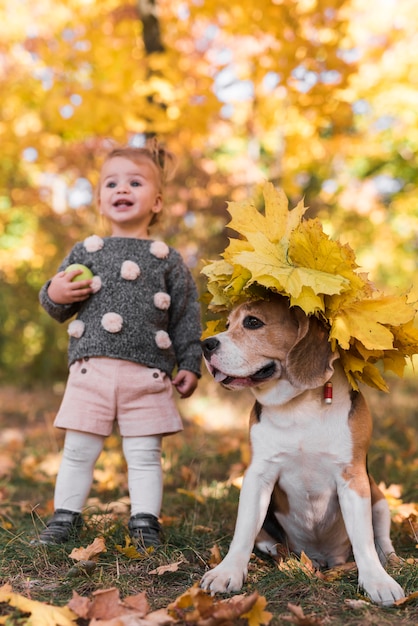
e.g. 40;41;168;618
200;296;404;606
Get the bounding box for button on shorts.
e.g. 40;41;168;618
54;357;183;436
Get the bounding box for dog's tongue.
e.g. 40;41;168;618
213;370;229;383
214;370;253;387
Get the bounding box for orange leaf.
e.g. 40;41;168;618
282;603;324;625
149;560;184;575
69;536;107;561
209;543;222;567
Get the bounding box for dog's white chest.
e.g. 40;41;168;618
252;396;353;473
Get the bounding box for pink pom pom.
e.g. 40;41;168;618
121;260;141;280
155;330;172;349
90;276;102;293
84;235;104;252
154;292;171;310
68;320;85;339
150;241;169;259
101;312;123;333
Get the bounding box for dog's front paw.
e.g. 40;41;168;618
361;572;405;606
201;561;248;593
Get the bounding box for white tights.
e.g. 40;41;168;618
54;430;163;517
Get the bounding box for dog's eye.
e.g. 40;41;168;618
243;316;264;329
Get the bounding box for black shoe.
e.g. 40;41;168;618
31;509;83;545
128;513;161;551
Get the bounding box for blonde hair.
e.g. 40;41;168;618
97;138;177;227
101;138;177;192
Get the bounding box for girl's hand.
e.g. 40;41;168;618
47;270;93;304
172;370;198;399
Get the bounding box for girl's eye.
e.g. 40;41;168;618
130;181;140;187
106;181;116;188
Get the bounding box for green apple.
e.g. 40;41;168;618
64;263;93;282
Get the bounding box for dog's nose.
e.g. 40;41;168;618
201;337;220;357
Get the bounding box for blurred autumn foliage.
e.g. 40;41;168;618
0;0;417;385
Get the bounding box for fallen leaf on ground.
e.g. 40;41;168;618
278;553;317;579
0;583;77;626
115;535;151;559
242;594;273;626
322;561;357;582
393;589;418;606
208;543;222;567
69;536;107;561
282;603;324;625
149;560;184;575
344;599;370;609
193;525;213;533
68;588;151;622
167;584;269;625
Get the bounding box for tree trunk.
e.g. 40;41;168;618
136;0;165;54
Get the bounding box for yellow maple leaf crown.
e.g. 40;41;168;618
201;182;418;391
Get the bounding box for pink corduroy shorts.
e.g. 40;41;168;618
54;357;183;437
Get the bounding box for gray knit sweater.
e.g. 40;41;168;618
39;235;202;377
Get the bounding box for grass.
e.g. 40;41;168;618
0;375;417;625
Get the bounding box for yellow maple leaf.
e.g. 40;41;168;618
290;219;359;279
201;318;226;339
0;584;77;626
201;182;418;390
115;536;150;559
242;594;273;626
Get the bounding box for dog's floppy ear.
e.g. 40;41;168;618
286;310;339;389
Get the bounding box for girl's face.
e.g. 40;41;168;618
98;156;162;237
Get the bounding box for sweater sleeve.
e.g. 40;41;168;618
38;245;84;323
166;254;202;377
39;281;81;323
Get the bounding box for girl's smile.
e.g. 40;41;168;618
99;156;162;237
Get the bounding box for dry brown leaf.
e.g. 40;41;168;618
393;589;418;606
89;588;125;620
122;591;149;614
193;525;213;533
282;603;324;625
168;583;214;622
69;536;107;561
344;599;370;609
149;560;184;575
68;588;151;623
208;543;222;568
322;561;357;582
89;609;176;625
137;608;176;624
199;592;260;626
68;590;92;619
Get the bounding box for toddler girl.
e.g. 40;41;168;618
33;141;202;549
